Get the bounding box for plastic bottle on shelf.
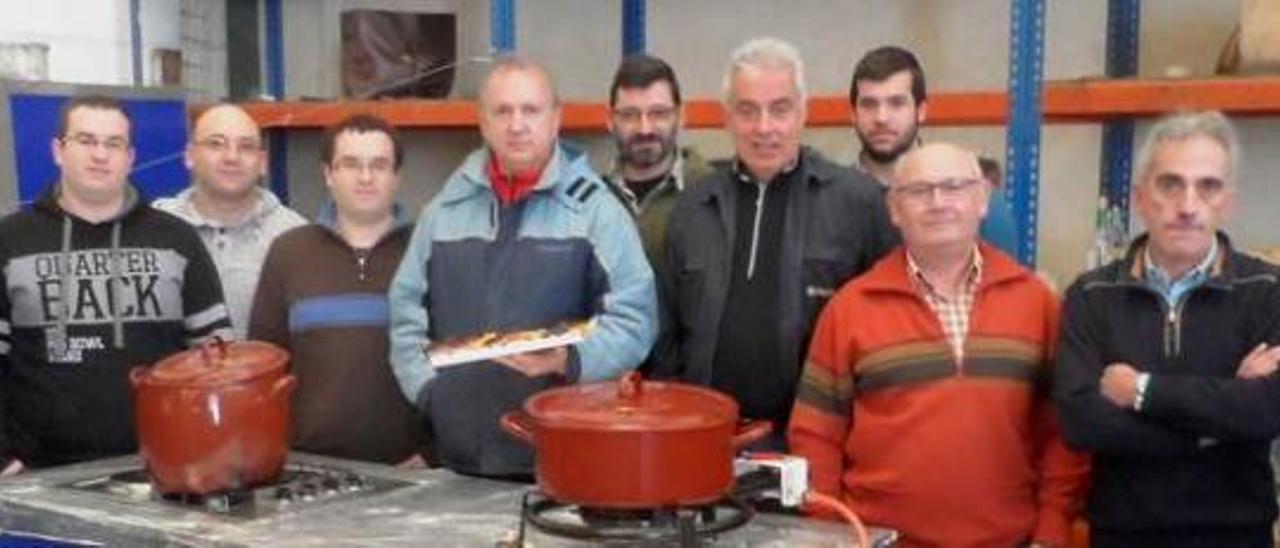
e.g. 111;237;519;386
1086;196;1113;270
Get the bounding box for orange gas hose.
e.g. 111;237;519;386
804;491;871;547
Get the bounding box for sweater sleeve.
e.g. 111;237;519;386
246;237;292;351
1032;290;1090;545
388;205;438;406
789;293;857;511
1139;284;1280;441
1053;281;1199;456
177;224;233;345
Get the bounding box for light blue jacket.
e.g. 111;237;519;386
387;142;657;475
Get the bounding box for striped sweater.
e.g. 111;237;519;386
789;245;1088;547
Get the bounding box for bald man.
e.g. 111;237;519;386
389;57;656;478
154;104;306;338
789;143;1088;546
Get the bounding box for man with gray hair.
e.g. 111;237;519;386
1056;110;1280;546
389;57;656;478
655;37;895;449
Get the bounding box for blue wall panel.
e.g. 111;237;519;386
9;94;189;208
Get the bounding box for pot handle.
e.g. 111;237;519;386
731;420;773;449
617;370;643;400
270;375;297;399
128;367;147;387
500;411;536;444
198;336;229;368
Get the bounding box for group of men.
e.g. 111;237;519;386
0;35;1277;547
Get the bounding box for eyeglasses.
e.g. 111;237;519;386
333;156;395;175
1150;174;1227;201
612;106;677;126
892;178;983;202
61;133;130;153
195;136;263;155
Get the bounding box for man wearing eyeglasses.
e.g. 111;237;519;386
602;55;711;270
154;104;306;339
249;114;425;466
1055;110;1280;547
389;57;656;478
654;38;895;451
790;142;1088;546
0;95;232;475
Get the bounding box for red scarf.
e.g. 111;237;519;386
487;153;542;206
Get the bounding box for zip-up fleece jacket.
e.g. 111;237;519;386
652;146;897;398
389;143;657;477
1055;233;1280;533
248;202;424;464
0;185;232;469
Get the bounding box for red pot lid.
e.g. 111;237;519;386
523;372;740;431
140;338;289;387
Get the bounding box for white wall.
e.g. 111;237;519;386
0;0;181;86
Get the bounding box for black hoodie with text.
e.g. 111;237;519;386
0;185;232;468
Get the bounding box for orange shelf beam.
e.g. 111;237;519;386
239;76;1280;130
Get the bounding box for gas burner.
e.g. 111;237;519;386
514;491;753;547
61;460;414;521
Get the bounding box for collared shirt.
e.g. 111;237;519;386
486;152;543;206
153;186;307;339
732;153;801;185
907;246;984;361
606;152;687;216
1142;238;1218;308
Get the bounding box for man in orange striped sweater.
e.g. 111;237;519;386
789;142;1088;547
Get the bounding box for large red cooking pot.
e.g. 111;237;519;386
130;338;295;495
501;371;770;509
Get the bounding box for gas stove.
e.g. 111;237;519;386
60;459;414;521
513;490;757;547
0;454;892;546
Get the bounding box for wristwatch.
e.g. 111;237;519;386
1133;372;1151;411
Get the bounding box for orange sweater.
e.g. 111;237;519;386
789;245;1088;548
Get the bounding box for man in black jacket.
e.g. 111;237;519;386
654;37;896;450
1055;110;1280;547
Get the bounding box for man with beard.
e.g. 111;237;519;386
603;55;711;268
851;45;1019;256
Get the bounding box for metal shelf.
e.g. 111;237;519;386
237;75;1280;130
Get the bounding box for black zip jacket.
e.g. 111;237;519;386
1055;233;1280;532
652;146;897;426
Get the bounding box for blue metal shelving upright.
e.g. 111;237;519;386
623;0;646;56
491;0;516;54
1005;0;1047;267
264;0;289;203
1100;0;1141;231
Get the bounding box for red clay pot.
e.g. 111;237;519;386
131;338;294;495
501;371;770;509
